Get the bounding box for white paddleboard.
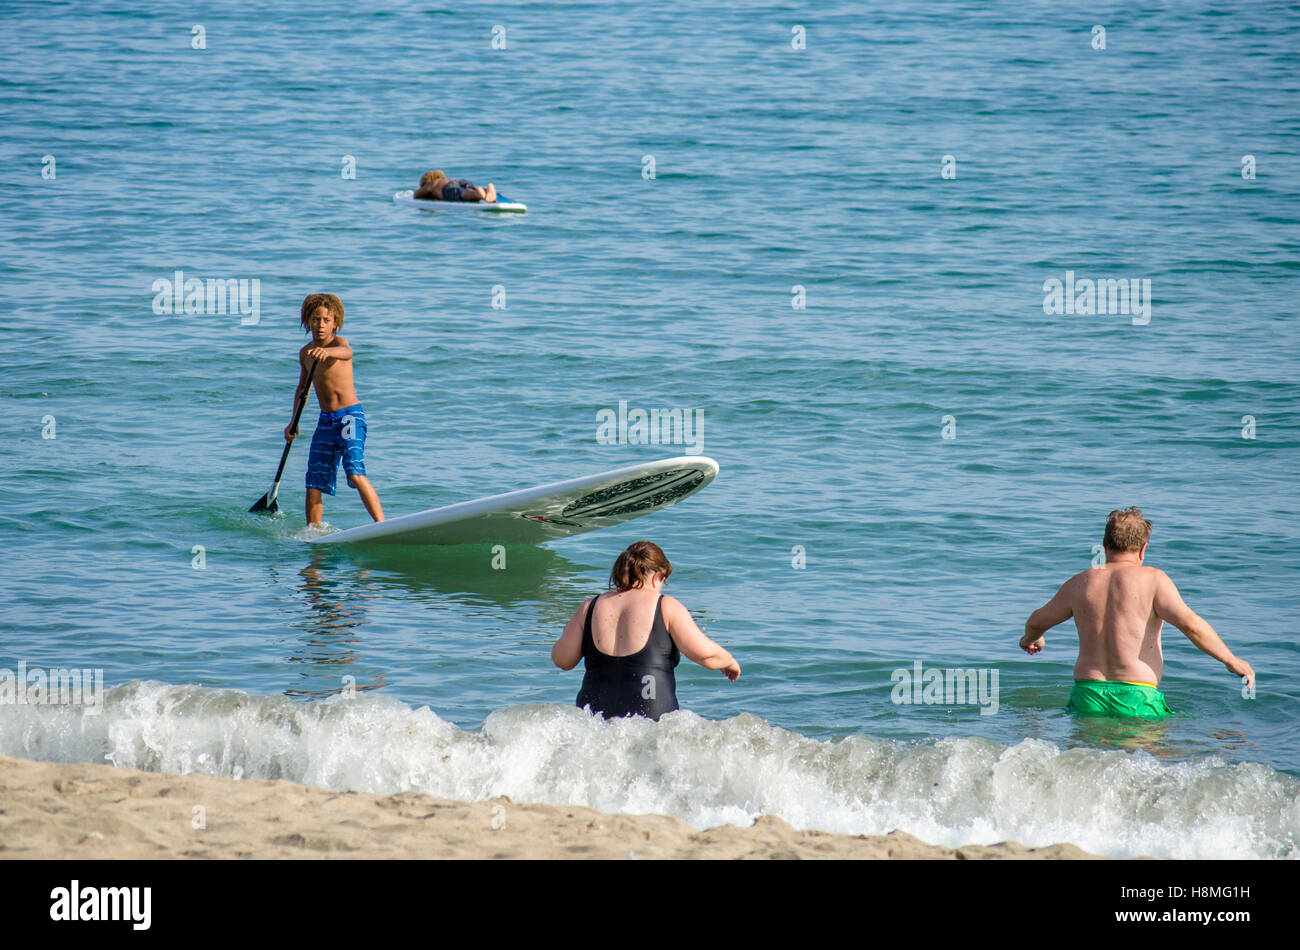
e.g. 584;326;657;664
309;456;718;546
393;189;527;213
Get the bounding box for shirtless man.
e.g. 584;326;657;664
413;169;498;203
1020;507;1253;717
285;293;384;527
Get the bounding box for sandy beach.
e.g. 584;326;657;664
0;754;1103;860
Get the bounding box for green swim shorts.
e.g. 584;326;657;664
1066;680;1173;718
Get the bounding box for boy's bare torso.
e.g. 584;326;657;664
301;337;358;412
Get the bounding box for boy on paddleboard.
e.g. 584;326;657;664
285;293;385;527
1020;507;1253;717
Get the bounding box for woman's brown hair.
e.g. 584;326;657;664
608;541;672;591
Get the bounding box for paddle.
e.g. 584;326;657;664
250;360;317;514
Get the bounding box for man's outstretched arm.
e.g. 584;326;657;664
1153;570;1254;684
1021;579;1074;654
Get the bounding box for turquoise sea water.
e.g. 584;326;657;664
2;2;1298;858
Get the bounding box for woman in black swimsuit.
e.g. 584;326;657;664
552;541;740;721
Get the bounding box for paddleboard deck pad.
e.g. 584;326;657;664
393;189;527;213
309;456;718;546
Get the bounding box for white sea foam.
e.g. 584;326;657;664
2;681;1296;859
292;522;335;542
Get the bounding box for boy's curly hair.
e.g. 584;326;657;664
300;293;344;331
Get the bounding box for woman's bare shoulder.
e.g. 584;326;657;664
660;594;692;617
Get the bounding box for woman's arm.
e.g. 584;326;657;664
661;596;740;681
552;599;590;671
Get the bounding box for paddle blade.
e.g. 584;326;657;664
249;493;279;514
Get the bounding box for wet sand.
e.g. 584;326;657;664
0;754;1104;859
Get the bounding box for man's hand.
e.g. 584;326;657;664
284;423;298;442
1226;656;1254;685
1020;632;1044;655
721;660;741;682
306;346;332;361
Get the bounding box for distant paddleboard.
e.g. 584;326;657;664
309;456;718;546
393;189;527;213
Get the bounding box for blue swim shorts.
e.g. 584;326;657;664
306;404;366;496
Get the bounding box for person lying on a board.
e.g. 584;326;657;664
1020;507;1253;717
414;169;498;203
285;293;385;527
552;541;740;721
